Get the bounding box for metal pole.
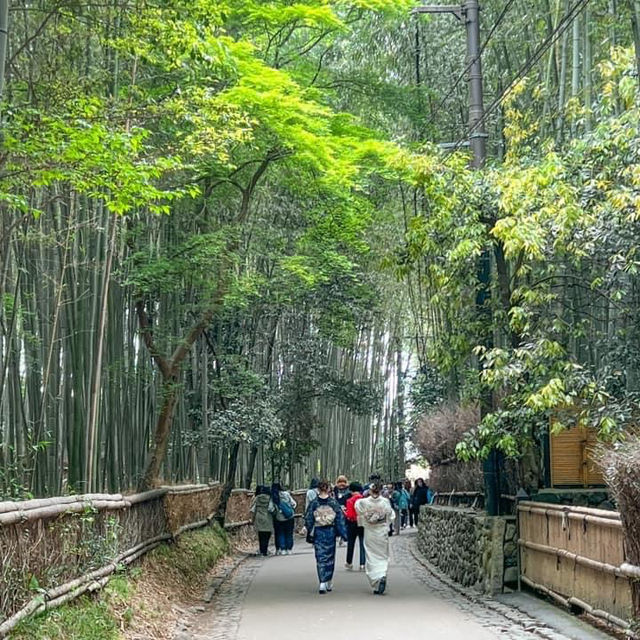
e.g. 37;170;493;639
463;0;487;168
464;0;499;515
414;2;499;514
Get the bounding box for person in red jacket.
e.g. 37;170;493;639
344;482;365;571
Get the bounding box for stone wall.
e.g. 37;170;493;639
416;505;518;594
529;489;614;510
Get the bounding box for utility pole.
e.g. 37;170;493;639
413;1;487;167
414;1;501;515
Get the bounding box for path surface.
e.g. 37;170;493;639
182;531;611;640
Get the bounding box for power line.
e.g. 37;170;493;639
451;0;592;152
419;0;518;133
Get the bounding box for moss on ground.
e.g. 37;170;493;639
10;523;229;639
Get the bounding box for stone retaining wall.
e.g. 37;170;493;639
529;489;614;510
416;505;517;594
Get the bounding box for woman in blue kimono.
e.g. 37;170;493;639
305;479;348;594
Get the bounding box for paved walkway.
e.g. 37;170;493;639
182;531;612;640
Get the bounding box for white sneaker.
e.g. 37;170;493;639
345;563;353;570
276;550;282;556
326;582;333;592
319;582;327;594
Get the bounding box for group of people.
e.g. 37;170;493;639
388;477;435;533
305;476;394;595
250;482;297;556
250;474;434;597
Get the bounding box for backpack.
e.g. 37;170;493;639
313;504;336;527
279;499;294;520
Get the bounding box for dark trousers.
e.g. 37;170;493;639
400;509;408;528
414;505;422;525
258;531;271;555
346;520;365;566
275;518;295;550
409;507;416;527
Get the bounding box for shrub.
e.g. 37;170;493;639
600;432;640;619
414;402;483;491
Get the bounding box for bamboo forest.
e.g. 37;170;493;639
1;0;640;504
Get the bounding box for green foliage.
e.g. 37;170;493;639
402;48;640;470
11;596;120;640
147;523;229;581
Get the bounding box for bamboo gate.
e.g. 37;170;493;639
518;501;640;633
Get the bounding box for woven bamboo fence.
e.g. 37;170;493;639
0;483;239;637
518;501;640;634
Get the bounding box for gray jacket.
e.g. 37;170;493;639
251;494;273;532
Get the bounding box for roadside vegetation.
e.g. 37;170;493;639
10;525;229;640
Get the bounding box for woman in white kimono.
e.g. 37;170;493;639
355;481;395;594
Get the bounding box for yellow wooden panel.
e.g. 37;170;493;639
550;424;586;486
550;423;606;487
585;431;606;486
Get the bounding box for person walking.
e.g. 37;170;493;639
412;477;433;525
269;482;297;555
344;481;366;571
334;475;351;508
334;475;351;546
305;480;348;594
404;479;416;527
392;481;410;531
386;483;397;536
250;485;273;556
355;481;395;595
305;478;319;512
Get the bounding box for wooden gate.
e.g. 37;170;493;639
518;501;638;631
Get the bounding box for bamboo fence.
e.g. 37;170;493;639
518;501;640;634
0;482;260;637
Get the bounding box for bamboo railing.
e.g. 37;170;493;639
518;501;640;634
0;482;264;636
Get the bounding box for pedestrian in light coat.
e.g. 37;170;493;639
250;485;273;556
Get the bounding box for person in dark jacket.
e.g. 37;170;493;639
333;475;351;508
404;479;416;527
305;480;348;594
412;478;433;525
344;481;365;570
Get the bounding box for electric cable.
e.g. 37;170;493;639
451;0;592;152
420;0;518;132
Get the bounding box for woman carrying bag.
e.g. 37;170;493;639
355;481;395;595
305;480;348;594
269;482;297;555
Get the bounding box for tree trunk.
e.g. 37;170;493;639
0;0;9;104
244;445;258;489
216;441;240;524
138;374;179;490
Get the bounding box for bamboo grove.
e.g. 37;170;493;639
0;0;415;498
2;0;640;500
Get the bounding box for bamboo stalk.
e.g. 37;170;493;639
0;493;124;514
519;538;636;578
520;576;633;632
